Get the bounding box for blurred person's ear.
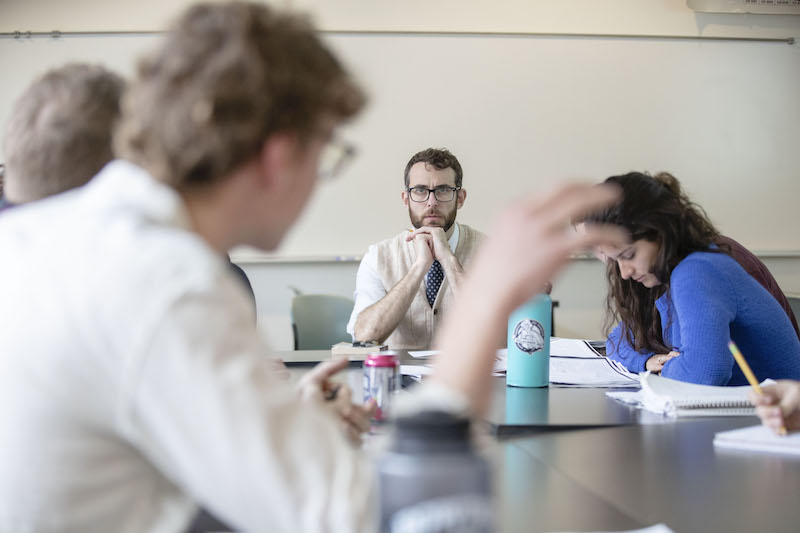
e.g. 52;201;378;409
256;133;299;194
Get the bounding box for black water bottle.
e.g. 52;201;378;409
377;411;493;533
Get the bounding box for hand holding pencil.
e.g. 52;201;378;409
750;381;800;436
729;341;794;435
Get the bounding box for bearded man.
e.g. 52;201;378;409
347;148;485;349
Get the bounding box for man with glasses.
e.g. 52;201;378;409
347;148;485;349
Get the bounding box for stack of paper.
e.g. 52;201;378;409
548;356;639;388
408;337;604;360
331;341;388;360
491;346;638;387
402;342;640;388
550;337;603;358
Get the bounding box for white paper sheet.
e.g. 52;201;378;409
606;390;643;406
409;348;508;360
494;350;639;387
411;337;603;359
408;340;638;388
714;425;800;456
547;524;675;533
400;364;433;380
408;350;439;358
548;357;640;388
550;337;603;358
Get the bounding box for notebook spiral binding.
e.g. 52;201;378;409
675;400;752;409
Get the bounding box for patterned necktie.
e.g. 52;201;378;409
426;260;444;307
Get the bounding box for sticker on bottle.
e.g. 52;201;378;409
513;319;545;354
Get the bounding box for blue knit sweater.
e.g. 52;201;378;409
607;251;800;386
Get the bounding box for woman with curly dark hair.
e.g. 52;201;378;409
586;171;800;386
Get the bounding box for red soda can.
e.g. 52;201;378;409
363;352;400;421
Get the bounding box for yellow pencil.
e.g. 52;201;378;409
728;340;786;435
728;341;762;394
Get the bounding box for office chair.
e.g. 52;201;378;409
291;293;354;350
788;296;800;327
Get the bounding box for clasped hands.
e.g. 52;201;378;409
406;226;453;267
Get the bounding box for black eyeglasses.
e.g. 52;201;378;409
406;186;461;202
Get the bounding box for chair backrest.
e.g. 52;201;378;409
291;294;354;350
788;296;800;327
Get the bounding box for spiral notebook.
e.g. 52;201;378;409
611;372;758;417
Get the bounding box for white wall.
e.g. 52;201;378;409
2;0;799;347
3;0;797;36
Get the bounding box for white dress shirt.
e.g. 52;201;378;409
346;223;460;339
0;161;383;532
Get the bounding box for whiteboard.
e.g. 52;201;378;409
1;32;799;257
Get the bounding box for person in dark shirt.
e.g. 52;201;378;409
716;235;799;339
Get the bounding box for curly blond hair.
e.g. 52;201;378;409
115;1;366;190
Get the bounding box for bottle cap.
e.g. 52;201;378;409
365;353;399;367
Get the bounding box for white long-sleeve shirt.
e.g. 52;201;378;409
0;161;380;532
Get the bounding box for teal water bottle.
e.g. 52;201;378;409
506;293;551;387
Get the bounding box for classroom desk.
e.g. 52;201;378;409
274;351;800;533
279;350;645;432
509;419;800;533
494;441;644;532
497;388;800;532
486;381;642;436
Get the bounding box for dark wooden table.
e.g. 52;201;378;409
278;350;800;533
509;419;800;533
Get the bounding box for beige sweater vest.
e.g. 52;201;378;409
375;224;485;349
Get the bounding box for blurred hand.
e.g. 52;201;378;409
297;359;376;444
573;221;609;264
750;380;800;435
326;384;376;445
467;183;625;314
645;351;680;373
432;182;626;416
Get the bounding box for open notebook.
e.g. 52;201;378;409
714;425;800;456
608;372;758;417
